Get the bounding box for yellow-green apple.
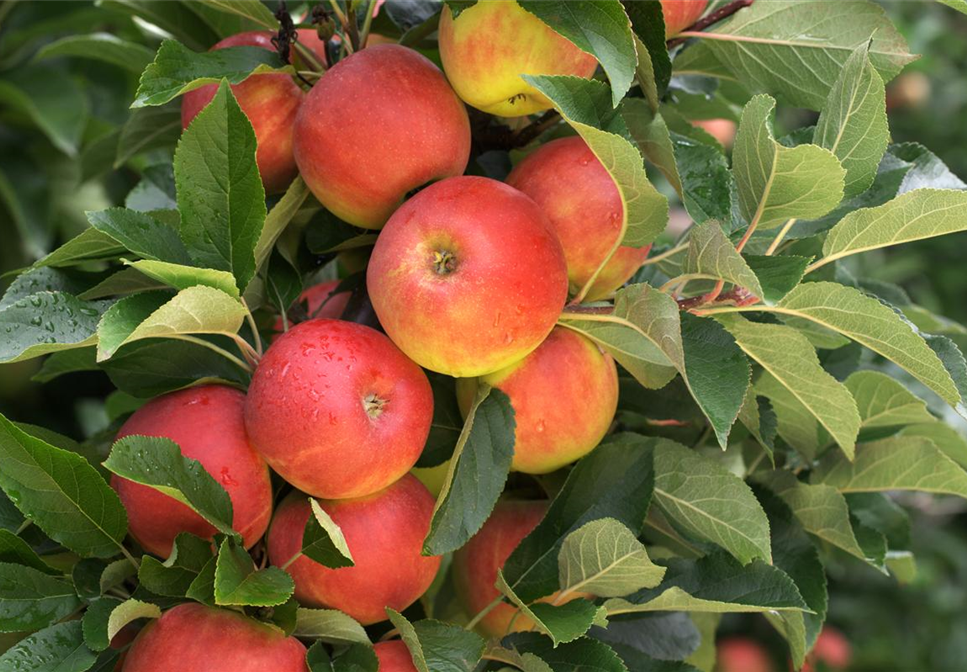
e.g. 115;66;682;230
375;641;418;672
438;1;597;117
456;327;617;474
111;385;272;558
411;460;449;498
367;176;568;377
294;44;471;229
267;475;440;625
121;604;308;672
244;319;433;499
181;32;304;194
273;279;349;335
506;136;650;301
453;499;588;637
716;638;774;672
662;0;709;37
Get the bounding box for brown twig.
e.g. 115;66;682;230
666;0;755;49
471;110;561;152
678;286;759;311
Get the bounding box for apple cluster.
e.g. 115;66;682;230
116;1;708;669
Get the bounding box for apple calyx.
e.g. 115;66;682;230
432;250;458;275
363;393;388;419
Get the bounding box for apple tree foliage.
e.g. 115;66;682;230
1;0;967;670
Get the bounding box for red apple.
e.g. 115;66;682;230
367;176;568;377
294;44;471;229
181;32;303;194
267;474;441;625
121;603;308;672
438;1;598;116
692;118;738;148
663;0;709;37
717;638;774;672
245;319;433;499
506;136;652;301
375;641;418;672
294;28;330;69
273;279;350;335
802;626;851;671
111;385;272;557
456;327;617;474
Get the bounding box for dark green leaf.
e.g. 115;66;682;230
302;498;354;569
214;537;294;607
417;373;463;468
387;609;486;672
744;256;810;302
505;633;628;672
138;532;215;597
0;621;96;672
87;208;191;265
0;563;80;633
0;292;112;364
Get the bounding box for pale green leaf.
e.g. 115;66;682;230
496;572;599;646
845;370;935;428
680;220;763;297
126;260;240;299
294;608;370;645
35;33;154;73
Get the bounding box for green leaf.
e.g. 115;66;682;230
0;268;100;313
813;41;889;199
35;32;155;72
673;0;915;110
387;609;486;672
624;2;671;103
0;529;56;574
0;292;112;364
812;436;967;498
417;373;464;468
294;608;371;645
938;0;967;14
652;439;772;564
732;95;845;231
736;389;777;459
95;285;247;361
32;229;125;270
754;372;826;461
82;598;160;651
845;371;935;428
138;532;215;597
0;65;89;155
558;518;665;597
200;0;280;29
899;422;967;470
214;537;294;607
254;177;311;270
503;434;655;603
521;76;668;300
496;571;600;645
174;81;265;291
0;621;96;672
0;563;80;633
670;128;733;225
505;633;628;672
423;386;516;556
744;256;810;303
518;1;637;106
302;498;354;568
604;552;808;615
103;435;235;536
716;315;860;458
0;415;127;558
813;189;967;272
621;100;681;195
86;208;191;266
126;260;240;299
678;221;763;298
116;106;182;168
133;39;291;107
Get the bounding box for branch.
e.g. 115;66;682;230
666;0;755;49
471;110;561;152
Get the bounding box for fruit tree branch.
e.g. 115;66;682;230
666;0;755;49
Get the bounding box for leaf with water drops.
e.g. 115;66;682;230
0;292;113;364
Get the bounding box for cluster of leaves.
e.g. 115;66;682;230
2;0;967;671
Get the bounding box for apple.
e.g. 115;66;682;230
438;1;598;116
111;385;272;558
456;327;617;474
506;136;652;301
716;638;774;672
411;460;450;498
294;44;471;229
120;603;308;672
692;118;738;148
181;32;304;194
662;0;709;38
245;318;433;500
273;279;350;335
375;641;418;672
266;474;441;625
802;627;851;672
367;176;568;377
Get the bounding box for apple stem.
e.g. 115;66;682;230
666;0;756;49
433;250;458;275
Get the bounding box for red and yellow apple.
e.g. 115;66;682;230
267;474;441;625
121;604;308;672
716;638;774;672
506;136;651;301
181;32;303;194
245;319;433;500
375;641;418;672
294;44;471;229
662;0;709;37
438;1;598;116
456;327;617;474
802;627;851;672
273;279;350;335
111;385;272;558
367;176;568;377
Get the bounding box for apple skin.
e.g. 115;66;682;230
181;32;303;194
245;319;433;500
662;0;709;37
375;641;418;672
802;627;851;672
692;118;738;148
438;1;598;117
456;327;617;474
120;603;308;672
506;136;652;301
111;385;272;558
266;475;441;625
716;638;774;672
294;44;471;230
273;279;350;336
367;176;568;378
